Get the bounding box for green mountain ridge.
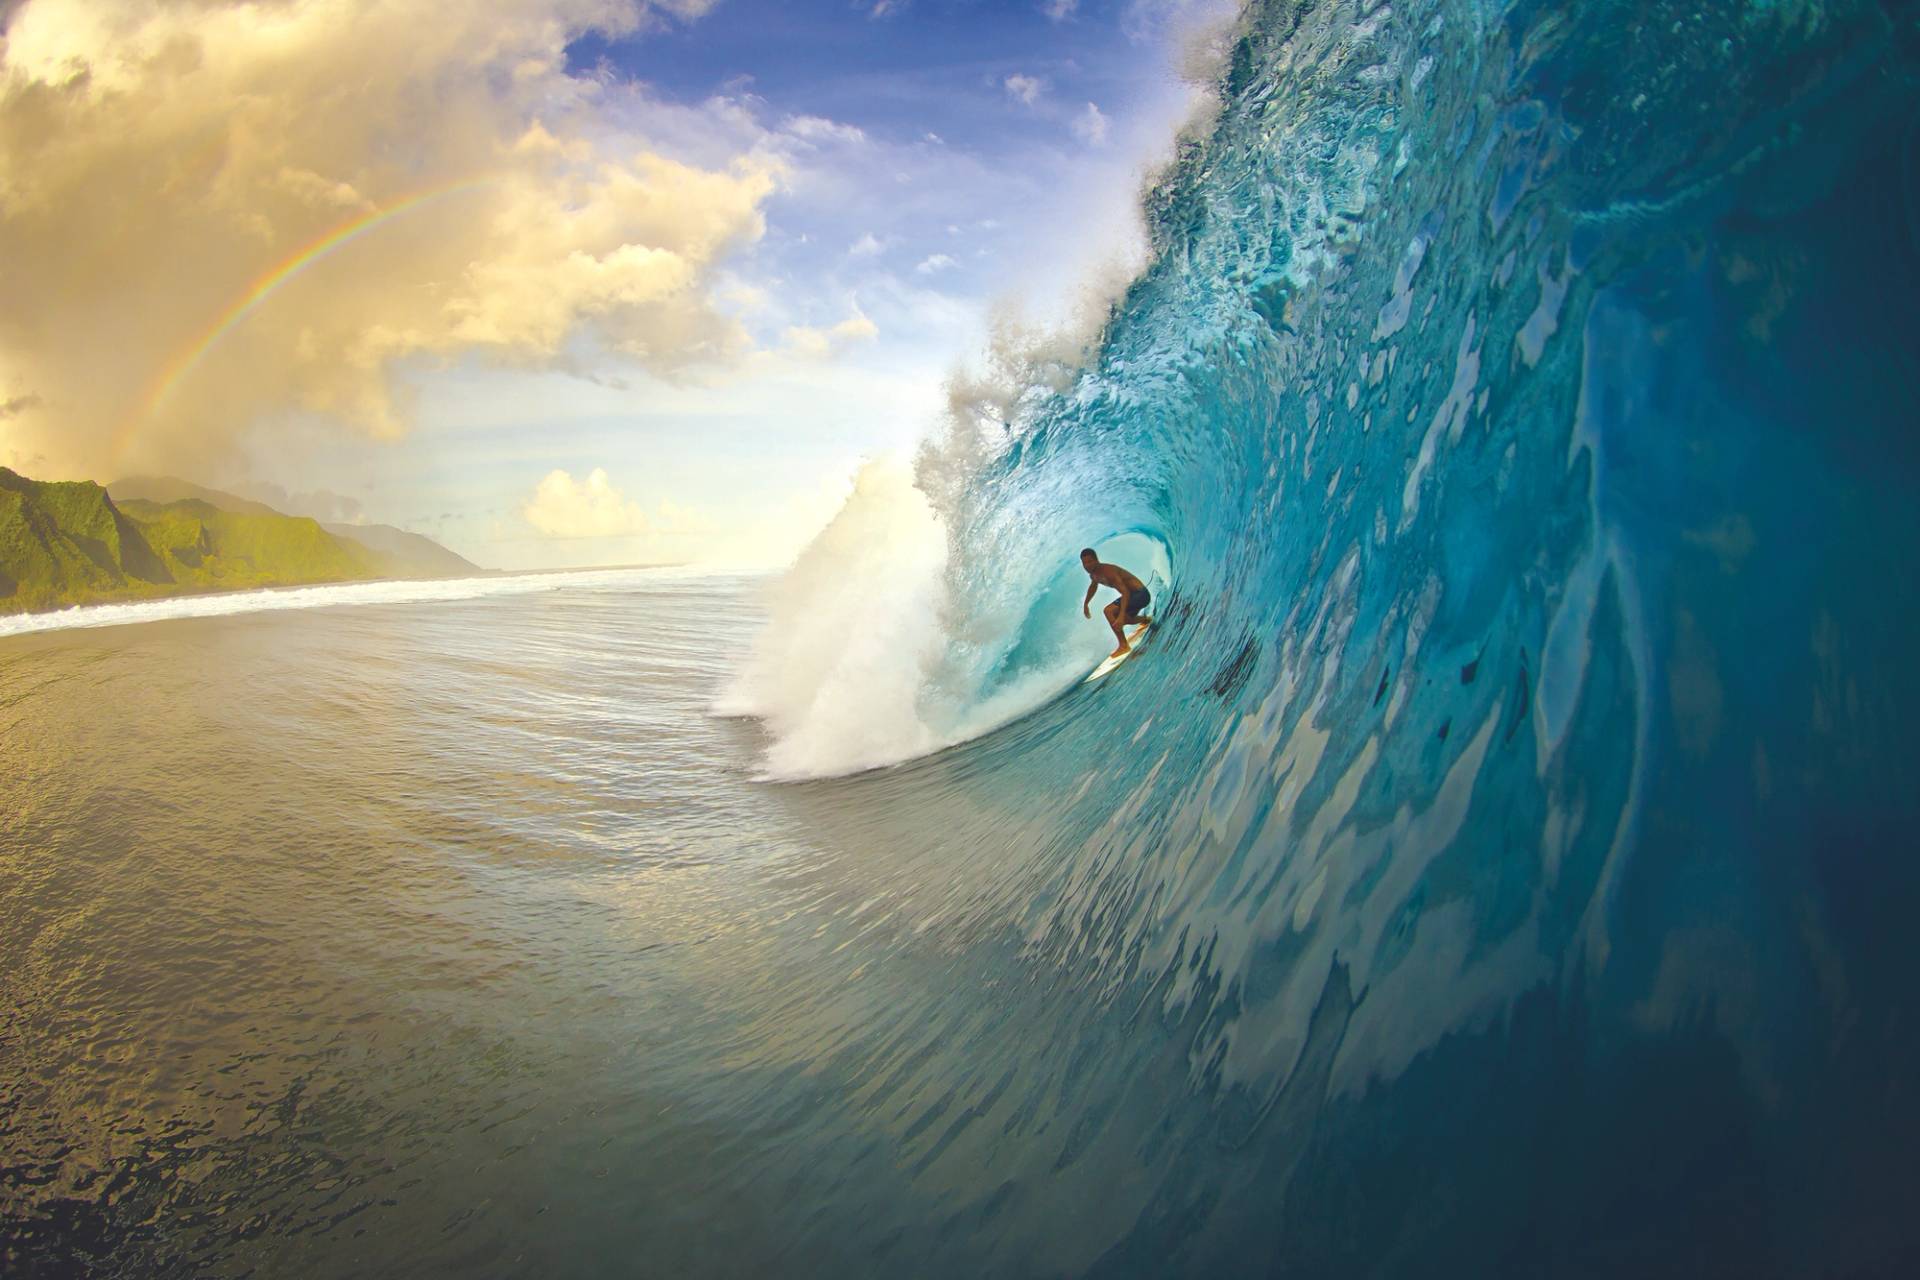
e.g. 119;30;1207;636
1;467;481;616
106;474;285;517
110;476;480;578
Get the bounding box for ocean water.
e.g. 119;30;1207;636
7;0;1920;1274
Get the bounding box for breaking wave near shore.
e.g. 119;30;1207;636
0;567;694;638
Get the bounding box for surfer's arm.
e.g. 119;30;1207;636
1082;579;1097;618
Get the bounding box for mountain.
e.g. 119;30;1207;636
2;468;481;615
321;521;480;579
1;467;378;613
108;475;479;580
1;469;172;611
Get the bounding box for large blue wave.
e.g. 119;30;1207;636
726;0;1920;1270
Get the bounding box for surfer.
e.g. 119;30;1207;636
1080;548;1152;658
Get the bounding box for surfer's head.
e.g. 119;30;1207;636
1080;547;1099;570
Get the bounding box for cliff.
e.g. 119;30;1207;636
110;475;480;580
1;468;478;614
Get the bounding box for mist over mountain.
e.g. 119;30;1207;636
111;475;479;579
0;469;481;614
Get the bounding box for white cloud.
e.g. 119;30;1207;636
782;114;868;146
1003;74;1045;107
915;253;959;275
848;232;886;258
718;277;774;313
524;468;654;539
1071;101;1112;145
1042;0;1079;19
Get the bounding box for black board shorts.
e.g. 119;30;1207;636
1125;585;1151;615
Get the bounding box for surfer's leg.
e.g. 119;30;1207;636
1104;600;1130;656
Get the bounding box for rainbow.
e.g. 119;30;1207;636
119;177;490;459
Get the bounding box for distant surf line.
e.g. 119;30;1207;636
113;177;493;462
0;567;717;640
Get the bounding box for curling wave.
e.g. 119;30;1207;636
723;0;1920;1269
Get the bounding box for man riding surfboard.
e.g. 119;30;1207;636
1080;548;1152;658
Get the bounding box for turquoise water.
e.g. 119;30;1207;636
7;0;1920;1273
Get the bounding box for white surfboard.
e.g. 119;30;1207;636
1085;623;1152;683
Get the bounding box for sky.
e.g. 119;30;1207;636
0;0;1230;569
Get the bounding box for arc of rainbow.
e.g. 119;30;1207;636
116;177;491;461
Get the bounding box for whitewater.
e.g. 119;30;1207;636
6;0;1920;1274
0;567;694;638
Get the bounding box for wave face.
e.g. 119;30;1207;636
738;0;1920;1268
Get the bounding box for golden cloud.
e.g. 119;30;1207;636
522;465;711;539
779;306;878;359
523;466;652;538
0;0;778;478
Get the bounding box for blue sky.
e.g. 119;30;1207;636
575;1;1163;134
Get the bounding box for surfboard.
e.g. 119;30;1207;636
1085;623;1151;683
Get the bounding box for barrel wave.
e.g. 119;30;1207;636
730;0;1920;1271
